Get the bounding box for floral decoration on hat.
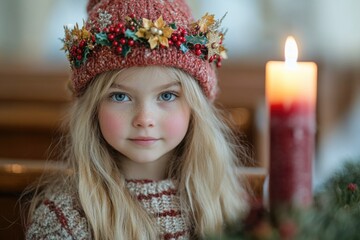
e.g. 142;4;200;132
61;9;228;68
135;16;174;49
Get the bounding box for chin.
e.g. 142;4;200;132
127;155;164;164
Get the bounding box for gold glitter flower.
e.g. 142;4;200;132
205;31;226;58
219;45;228;59
194;13;215;33
136;16;174;49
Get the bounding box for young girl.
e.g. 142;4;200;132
25;0;249;239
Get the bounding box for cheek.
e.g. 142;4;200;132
163;109;190;139
98;106;126;141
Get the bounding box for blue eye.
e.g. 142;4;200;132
159;92;176;101
111;93;130;102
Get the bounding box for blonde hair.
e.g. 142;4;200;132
27;66;249;239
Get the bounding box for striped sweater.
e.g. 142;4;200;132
26;179;191;239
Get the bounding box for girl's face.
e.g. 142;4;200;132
98;67;191;179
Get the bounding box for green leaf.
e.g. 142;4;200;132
185;35;208;45
95;32;110;46
122;45;131;57
125;29;139;40
82;47;91;63
169;23;177;30
74;60;81;68
180;44;189;53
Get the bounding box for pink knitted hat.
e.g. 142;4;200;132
62;0;228;100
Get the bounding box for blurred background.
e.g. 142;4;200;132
0;0;359;238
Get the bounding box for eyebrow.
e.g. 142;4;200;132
110;81;181;92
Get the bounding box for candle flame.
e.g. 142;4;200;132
285;36;298;64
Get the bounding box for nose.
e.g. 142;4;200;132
132;105;155;128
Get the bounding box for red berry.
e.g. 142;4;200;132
77;55;82;60
348;183;357;192
112;41;119;47
181;29;187;36
178;36;185;43
119;38;126;45
109;27;115;33
116;46;123;54
176;41;182;47
130;26;135;31
195;49;202;56
115;27;121;34
160;44;166;49
128;39;135;46
103;27;109;33
92;35;96;42
77;49;82;54
117;23;124;29
209;56;214;62
129;13;135;19
171;35;178;42
216;61;222;68
194;44;201;50
168;40;173;46
79;40;86;48
121;27;126;34
107;34;115;41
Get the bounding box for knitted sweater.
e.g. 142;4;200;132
26;179;191;240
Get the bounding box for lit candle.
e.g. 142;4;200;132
266;36;317;209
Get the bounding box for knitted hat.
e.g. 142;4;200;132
62;0;228;100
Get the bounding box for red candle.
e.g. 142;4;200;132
266;36;317;209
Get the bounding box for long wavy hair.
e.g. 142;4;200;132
27;66;249;239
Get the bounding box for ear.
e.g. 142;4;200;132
87;0;101;13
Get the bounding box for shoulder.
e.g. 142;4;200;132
26;186;91;240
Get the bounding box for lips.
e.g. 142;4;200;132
129;137;159;146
